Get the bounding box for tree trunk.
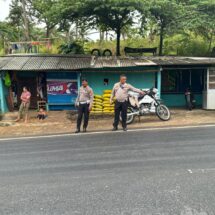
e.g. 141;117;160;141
116;28;121;56
75;21;78;40
105;31;108;41
208;33;214;54
99;30;104;43
46;26;50;38
21;0;30;41
159;25;164;56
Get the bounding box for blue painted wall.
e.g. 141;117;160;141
46;72;78;110
82;71;156;95
161;94;202;107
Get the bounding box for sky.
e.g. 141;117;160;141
0;0;11;21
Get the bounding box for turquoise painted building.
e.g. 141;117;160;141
81;70;159;95
0;74;8;113
161;68;206;107
0;55;215;113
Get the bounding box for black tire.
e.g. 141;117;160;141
102;49;112;56
156;104;171;121
126;107;135;124
91;49;101;56
119;107;135;125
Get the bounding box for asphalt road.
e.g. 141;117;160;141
1;126;215;215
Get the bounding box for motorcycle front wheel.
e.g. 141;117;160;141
156;104;171;121
126;107;135;124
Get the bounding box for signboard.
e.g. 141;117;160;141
47;80;78;96
47;80;78;105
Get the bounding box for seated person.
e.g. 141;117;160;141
37;108;47;120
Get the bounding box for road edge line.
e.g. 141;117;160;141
0;124;215;142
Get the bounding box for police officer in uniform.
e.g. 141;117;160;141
110;74;144;131
75;79;94;133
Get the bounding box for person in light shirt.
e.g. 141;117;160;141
15;86;31;123
75;79;94;133
110;74;144;131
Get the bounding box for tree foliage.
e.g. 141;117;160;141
146;0;184;55
79;0;143;56
0;0;214;56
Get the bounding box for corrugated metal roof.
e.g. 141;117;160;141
146;56;215;66
0;55;214;71
22;56;46;70
57;57;91;70
2;56;30;70
91;57;157;68
0;55;92;71
0;57;13;69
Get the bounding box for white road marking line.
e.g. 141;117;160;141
0;124;215;142
188;168;215;174
187;169;193;174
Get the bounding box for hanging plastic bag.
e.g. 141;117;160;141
4;72;11;87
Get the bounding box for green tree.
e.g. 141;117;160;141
8;0;32;41
53;0;86;41
81;0;142;56
58;41;84;54
147;0;184;56
185;0;215;53
0;21;18;53
31;0;61;38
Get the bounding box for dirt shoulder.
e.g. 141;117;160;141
0;109;215;138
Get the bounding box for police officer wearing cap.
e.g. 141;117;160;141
110;74;144;131
75;79;94;133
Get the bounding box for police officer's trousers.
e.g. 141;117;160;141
77;103;90;130
113;101;128;129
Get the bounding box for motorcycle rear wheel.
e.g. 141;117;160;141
156;104;171;121
120;107;135;124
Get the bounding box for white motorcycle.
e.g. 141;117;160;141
124;87;171;124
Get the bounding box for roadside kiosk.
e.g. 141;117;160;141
203;67;215;110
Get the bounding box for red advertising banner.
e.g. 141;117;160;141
47;80;78;96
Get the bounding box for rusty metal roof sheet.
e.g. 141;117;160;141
0;56;15;69
145;56;215;66
91;57;157;68
0;55;214;71
0;55;92;71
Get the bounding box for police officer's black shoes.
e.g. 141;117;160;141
83;127;87;132
75;129;80;133
123;127;127;132
112;127;118;131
